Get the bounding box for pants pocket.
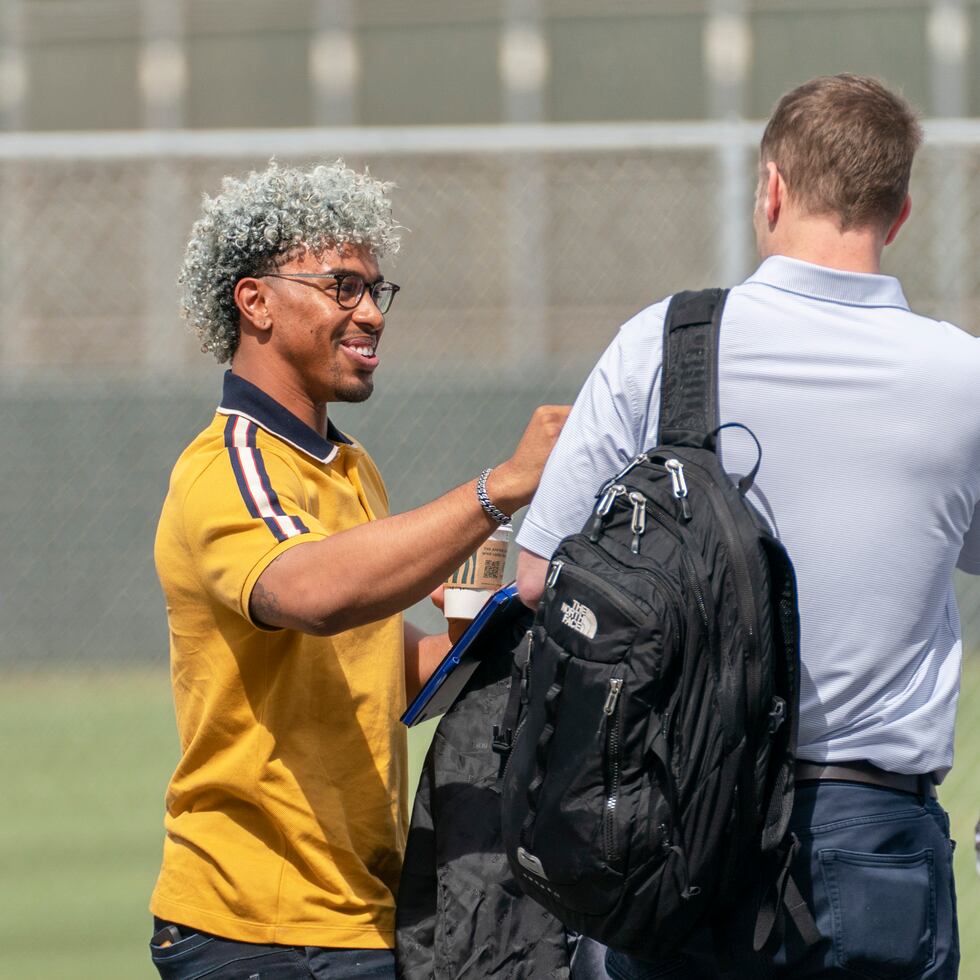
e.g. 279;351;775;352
149;929;307;980
819;847;936;980
149;930;215;979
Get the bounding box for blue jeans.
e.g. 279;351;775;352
605;782;959;980
149;919;396;979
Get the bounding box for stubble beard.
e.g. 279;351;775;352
330;371;375;404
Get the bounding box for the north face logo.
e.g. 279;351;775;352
561;599;597;638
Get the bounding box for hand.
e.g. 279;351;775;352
429;584;470;643
486;405;571;515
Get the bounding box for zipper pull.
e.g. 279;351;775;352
628;491;646;554
603;677;624;715
546;559;564;589
665;458;692;521
768;696;786;734
611;453;649;483
521;629;534;703
587;483;626;541
597;483;626;516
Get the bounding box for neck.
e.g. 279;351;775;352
230;359;328;436
764;214;886;274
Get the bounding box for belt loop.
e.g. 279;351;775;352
917;773;937;803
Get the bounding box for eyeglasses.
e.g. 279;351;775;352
260;272;400;315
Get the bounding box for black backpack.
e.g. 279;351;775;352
498;288;818;960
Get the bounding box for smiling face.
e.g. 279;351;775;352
239;243;387;423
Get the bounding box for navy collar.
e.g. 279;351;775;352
217;371;352;464
745;255;910;310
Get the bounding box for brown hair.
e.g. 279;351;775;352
760;74;922;231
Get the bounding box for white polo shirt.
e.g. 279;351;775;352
518;255;980;778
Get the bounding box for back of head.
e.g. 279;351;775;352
760;74;922;232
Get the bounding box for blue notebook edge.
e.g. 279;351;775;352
400;582;521;727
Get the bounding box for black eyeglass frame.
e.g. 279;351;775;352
259;271;400;314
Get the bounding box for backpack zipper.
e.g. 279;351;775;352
675;461;759;654
500;632;535;781
628;491;647;554
664;459;692;521
679;551;710;631
599;452;649;490
672;458;768;750
618;476;737;738
521;628;534;703
586;483;628;541
642;454;758;656
605;489;713;634
603;677;624;715
501;712;529;785
602;676;625;864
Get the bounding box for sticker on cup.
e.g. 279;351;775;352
445;524;512;620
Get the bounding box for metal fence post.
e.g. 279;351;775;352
140;0;187;376
928;0;971;327
0;0;26;376
704;0;752;287
311;0;359;128
501;0;549;361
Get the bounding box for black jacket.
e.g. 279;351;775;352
395;615;577;979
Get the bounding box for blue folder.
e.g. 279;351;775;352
401;582;522;727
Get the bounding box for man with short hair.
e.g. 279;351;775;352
149;159;567;979
517;74;980;978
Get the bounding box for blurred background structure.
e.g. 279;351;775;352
1;1;979;977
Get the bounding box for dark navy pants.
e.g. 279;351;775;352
149;919;396;979
605;782;959;980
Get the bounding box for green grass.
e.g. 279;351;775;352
1;661;977;979
944;651;980;972
0;670;179;979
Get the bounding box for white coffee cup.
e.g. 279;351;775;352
444;523;513;620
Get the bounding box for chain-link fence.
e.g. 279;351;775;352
2;122;980;657
0;124;978;975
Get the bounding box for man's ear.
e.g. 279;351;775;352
884;194;912;246
234;277;272;334
765;161;783;228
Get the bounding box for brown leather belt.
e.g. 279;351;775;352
795;760;937;799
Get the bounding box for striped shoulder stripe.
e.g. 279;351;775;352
223;415;310;543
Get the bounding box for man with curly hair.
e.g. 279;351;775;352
148;159;568;979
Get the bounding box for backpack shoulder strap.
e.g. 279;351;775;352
658;287;729;451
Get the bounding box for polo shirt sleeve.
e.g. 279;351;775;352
516;301;669;559
182;448;328;625
957;501;980;574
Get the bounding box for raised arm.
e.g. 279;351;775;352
250;405;569;635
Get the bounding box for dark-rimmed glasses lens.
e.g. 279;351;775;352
368;281;399;315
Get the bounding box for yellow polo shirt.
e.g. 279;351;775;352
151;372;407;948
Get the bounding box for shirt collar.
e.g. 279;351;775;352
744;255;910;310
217;371;352;464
